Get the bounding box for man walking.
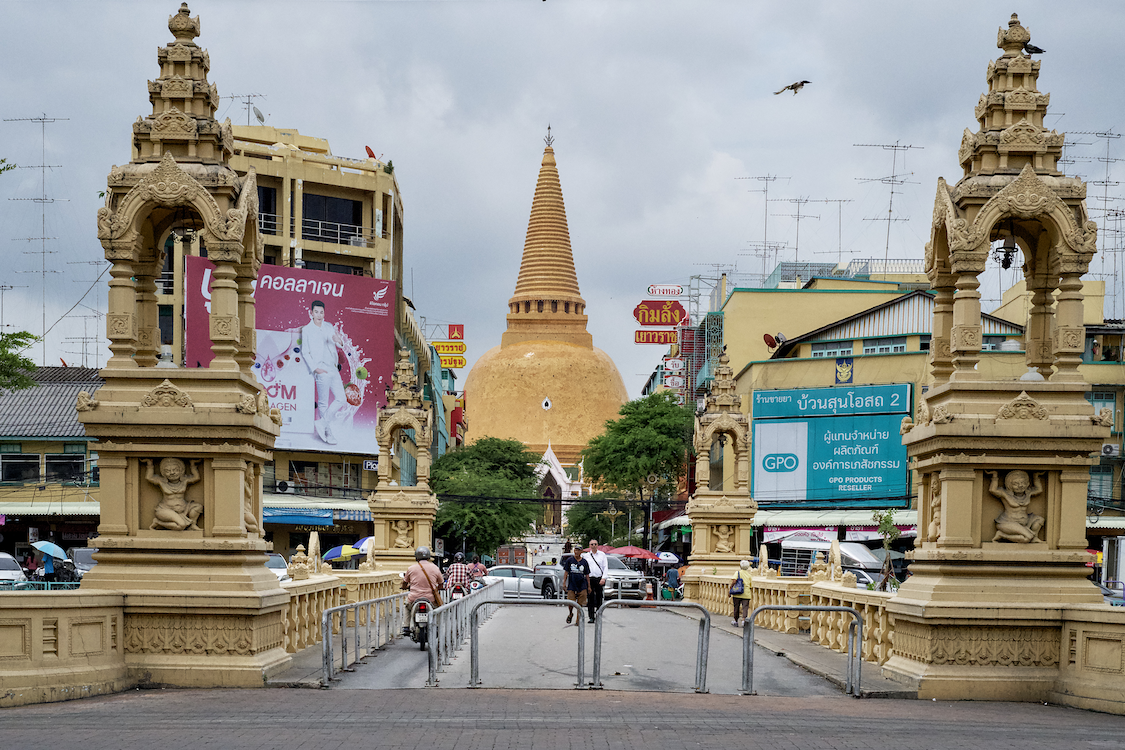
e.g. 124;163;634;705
585;539;609;623
562;546;590;625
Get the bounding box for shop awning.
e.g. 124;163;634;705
262;495;373;524
0;501;101;517
753;509;917;529
262;507;334;526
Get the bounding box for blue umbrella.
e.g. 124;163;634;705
32;541;69;560
354;536;375;554
323;544;362;561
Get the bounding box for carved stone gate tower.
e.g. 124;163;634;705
78;4;289;685
885;15;1109;699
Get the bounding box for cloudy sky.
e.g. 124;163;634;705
2;1;1124;396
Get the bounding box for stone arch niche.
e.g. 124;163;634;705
77;4;288;689
366;349;439;572
685;352;757;581
886;14;1111;702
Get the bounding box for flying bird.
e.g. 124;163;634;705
774;80;810;96
1024;42;1045;55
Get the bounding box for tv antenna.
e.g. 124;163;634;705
0;285;28;330
739;241;790;283
769;197;819;263
5;113;69;365
810;199;853;266
736;175;789;256
855;141;922;267
226;93;266;126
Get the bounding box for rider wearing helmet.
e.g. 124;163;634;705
444;551;473;592
401;546;444;605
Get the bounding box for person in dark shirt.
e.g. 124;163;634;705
562;547;590;625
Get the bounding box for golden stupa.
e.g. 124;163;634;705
465;135;628;465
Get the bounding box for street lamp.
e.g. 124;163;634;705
598;504;625;546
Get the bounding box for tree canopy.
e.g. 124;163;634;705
581;391;694;497
431;437;543;558
0;332;39;396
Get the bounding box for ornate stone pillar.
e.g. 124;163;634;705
949;258;984;380
206;241;242;371
134;259;161;368
1025;277;1053;376
1051;271;1086;382
105;247;139;368
928;283;955;384
235;259;257;373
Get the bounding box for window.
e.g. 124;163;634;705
0;443;21;454
862;337;906;355
1090;465;1114;501
257;186;278;235
303;261;326;272
328;263;362;276
1;454;39;483
45;454;84;482
811;341;853;358
981;336;1006;351
919;335;931;352
1087;391;1117;431
159;305;174;346
63;443;85;454
302;193;363;244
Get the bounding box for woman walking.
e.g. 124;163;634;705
730;559;753;626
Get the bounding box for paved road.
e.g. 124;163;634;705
3;688;1124;750
334;601;839;695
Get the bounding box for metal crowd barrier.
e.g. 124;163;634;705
592;600;711;693
743;605;863;697
425;580;504;686
0;581;81;591
469;598;588;688
321;592;408;686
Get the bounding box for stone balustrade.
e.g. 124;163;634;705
280;574;344;653
334;570;401;626
808;581;895;665
0;591;133;708
688;574;812;633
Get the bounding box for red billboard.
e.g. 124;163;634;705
185;257;395;455
633;300;688;326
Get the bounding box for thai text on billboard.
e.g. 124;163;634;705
751;384;911;505
184;257;396;455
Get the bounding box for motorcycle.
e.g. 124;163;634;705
408;598;434;651
448;583;469;601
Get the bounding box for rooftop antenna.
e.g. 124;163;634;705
810;199;853;266
5;113;69;365
736;175;789;261
769;197;819;263
226;93;266;127
739;241;790;285
855;141;922;270
0;285;27;330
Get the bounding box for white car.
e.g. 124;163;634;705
0;552;27;585
480;565;538;598
266;552;291;582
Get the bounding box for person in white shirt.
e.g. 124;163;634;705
301;300;346;445
584;538;609;623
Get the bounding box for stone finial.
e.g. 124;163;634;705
997;13;1031;57
168;3;200;45
288;545;310;580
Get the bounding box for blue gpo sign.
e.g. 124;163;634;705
751;384;911;504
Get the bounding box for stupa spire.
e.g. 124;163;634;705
503;134;591;348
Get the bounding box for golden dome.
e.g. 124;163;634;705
466;139;627;463
465;340;628;465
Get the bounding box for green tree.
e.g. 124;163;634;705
431;437;542;557
580;391;695;547
871;508;901;591
0;158;15;177
0;331;38;395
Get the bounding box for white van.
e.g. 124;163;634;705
778;538;882;585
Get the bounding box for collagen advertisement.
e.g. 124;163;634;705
185;256;395;455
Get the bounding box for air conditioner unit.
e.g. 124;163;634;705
1102;444;1121;458
348;235;366;247
275;480;296;494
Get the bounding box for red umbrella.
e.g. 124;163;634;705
612;545;659;560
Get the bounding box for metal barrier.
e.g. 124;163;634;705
469;598;588;688
592;600;711;693
744;605;863;697
320;592;408;686
0;581;81;591
426;581;504;686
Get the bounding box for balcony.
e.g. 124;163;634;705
292;217;381;248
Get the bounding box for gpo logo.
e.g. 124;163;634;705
763;453;799;472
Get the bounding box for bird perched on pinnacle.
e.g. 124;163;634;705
774;80;810;95
1023;42;1045;55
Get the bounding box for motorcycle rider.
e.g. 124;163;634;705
444;551;473;593
401;546;444;606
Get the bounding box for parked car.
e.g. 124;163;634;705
481;564;538;598
602;555;648;600
68;547;98;579
533;564;564;598
0;552;27;585
266;552;291;583
1098;583;1124;606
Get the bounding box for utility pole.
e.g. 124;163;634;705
855;141;922;269
6;114;69;365
226;93;266;126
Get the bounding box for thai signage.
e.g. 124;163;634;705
432;341;466;355
647;284;684;297
635;330;678;345
440;355;467;369
448;324;464;340
185;256;395;455
664;375;685;389
633;300;688;327
751;384;911;505
664;357;685;371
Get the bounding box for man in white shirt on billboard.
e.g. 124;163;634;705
301;300;346;445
